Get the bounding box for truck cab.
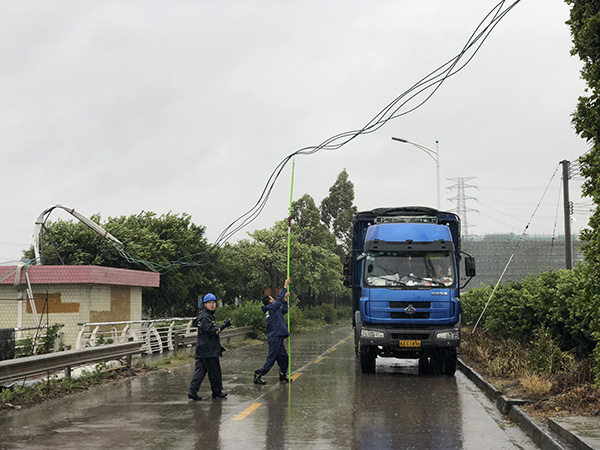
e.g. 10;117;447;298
344;207;475;375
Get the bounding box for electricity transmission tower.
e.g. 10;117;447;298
447;177;478;237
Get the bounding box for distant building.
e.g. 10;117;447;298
0;265;160;349
462;235;583;289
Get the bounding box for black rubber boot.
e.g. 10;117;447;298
279;372;290;383
254;370;266;385
212;391;228;399
188;392;202;401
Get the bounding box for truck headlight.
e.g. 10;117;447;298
361;329;384;339
436;330;460;340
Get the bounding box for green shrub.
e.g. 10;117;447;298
462;267;595;356
335;306;353;321
37;324;62;354
14;324;63;357
229;300;267;339
15;336;34;358
461;264;600;383
289;307;323;331
320;304;338;324
528;326;576;375
304;304;336;323
212;300;351;339
215;305;236;322
96;334;114;345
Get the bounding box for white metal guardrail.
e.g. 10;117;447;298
174;326;254;347
75;318;196;354
76;319;254;355
0;323;252;382
0;325;254;384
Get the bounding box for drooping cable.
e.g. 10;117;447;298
210;0;522;251
34;1;524;274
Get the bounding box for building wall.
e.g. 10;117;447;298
0;265;157;349
0;284;144;348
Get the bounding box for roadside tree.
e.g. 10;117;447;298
320;169;358;257
563;0;600;381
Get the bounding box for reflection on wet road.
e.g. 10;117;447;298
0;324;537;449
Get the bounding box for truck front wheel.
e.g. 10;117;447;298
427;349;457;376
359;347;376;374
443;349;457;376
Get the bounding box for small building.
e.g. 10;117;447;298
0;265;160;349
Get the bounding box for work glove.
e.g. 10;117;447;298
217;318;232;333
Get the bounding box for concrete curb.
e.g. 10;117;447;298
547;417;600;450
457;358;567;450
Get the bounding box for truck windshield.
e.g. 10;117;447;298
364;251;456;288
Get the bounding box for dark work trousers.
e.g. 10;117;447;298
189;357;223;395
256;336;288;376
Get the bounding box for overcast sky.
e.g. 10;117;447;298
0;0;592;263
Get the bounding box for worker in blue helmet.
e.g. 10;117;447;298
188;293;232;401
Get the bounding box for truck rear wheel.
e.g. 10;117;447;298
353;312;361;355
359;347;376;373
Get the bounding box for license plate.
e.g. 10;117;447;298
399;340;421;348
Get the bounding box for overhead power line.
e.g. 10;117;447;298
35;1;525;273
213;0;523;250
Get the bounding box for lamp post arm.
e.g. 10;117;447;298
391;137;441;210
391;137;437;162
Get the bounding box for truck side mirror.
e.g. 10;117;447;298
465;255;476;277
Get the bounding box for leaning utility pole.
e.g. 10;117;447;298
561;160;573;269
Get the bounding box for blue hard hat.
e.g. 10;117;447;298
203;293;217;303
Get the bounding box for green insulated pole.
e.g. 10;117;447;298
287;158;295;380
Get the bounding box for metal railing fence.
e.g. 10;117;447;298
76;318;195;354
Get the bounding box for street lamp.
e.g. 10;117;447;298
391;137;440;210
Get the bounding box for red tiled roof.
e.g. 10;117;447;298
0;265;159;287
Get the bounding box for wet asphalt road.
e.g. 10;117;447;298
0;324;538;449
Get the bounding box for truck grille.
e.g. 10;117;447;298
390;301;431;308
390;331;432;340
390;312;430;319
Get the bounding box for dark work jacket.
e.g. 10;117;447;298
261;287;289;338
194;309;223;358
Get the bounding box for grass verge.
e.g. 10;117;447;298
460;326;599;420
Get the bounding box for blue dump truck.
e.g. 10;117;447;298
344;207;476;375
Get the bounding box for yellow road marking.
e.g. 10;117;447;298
232;403;262;421
314;357;324;363
291;372;302;381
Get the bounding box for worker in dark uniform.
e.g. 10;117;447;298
254;278;291;385
188;293;231;401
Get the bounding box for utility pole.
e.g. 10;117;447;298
562;160;573;269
